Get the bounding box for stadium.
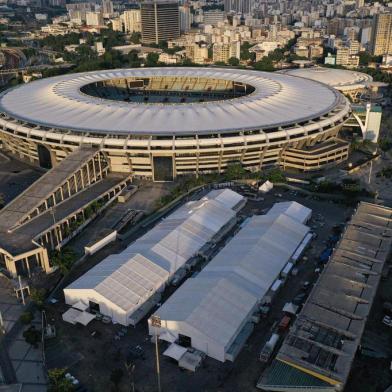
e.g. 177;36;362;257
0;67;351;180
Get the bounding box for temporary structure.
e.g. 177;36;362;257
258;180;273;193
64;189;245;326
163;343;187;361
149;202;311;362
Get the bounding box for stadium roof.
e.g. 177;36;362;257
0;67;345;135
279;67;373;92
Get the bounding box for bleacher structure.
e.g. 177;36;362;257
0;147;131;277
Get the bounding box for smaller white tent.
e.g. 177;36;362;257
74;311;95;326
163;343;187;361
258;180;273;193
267;201;312;224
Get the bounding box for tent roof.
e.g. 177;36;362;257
72;300;89;311
154;202;311;351
156;276;258;348
65;189;244;315
74;311;96;326
163;343;187;361
267;201;312;224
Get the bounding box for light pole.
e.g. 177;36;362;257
151;315;162;392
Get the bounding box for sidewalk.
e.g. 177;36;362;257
0;277;46;391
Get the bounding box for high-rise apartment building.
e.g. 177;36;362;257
186;42;208;64
86;11;104;26
224;0;252;15
371;13;392;56
122;9;141;33
179;4;191;33
213;41;240;63
102;0;114;17
141;0;180;45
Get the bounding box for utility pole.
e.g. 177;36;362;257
151;315;162;392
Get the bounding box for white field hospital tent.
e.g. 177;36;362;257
267;201;312;224
258;180;273;194
149;202;311;362
64;189;245;326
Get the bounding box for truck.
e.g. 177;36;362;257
259;333;280;362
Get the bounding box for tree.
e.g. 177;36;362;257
253;57;274;72
240;41;253;61
20;311;34;325
48;368;74;392
228;57;240;66
50;248;77;275
224;162;246;180
127;50;141;68
266;168;286;183
110;368;124;390
146;52;159;67
130;32;141;44
30;287;47;309
23;325;41;348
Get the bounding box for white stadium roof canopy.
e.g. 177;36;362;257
279;67;373;92
0;67;345;135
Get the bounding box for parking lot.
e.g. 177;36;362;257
42;187;353;392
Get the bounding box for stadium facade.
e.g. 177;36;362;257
0;67;351;181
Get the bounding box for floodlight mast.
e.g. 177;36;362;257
151;315;162;392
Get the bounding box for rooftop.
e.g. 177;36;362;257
279;67;373;92
273;202;392;389
0;67;346;135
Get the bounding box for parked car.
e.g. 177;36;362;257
382;315;392;327
278;315;292;332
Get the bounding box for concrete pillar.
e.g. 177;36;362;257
5;256;17;277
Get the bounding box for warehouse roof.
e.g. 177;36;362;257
279;67;373;92
274;202;392;389
0;67;346;135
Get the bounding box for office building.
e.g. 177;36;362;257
371;13;392;56
141;0;180;44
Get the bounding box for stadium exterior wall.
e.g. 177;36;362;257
0;115;349;179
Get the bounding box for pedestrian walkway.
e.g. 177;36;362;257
0;277;46;391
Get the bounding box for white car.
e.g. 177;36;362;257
382;315;392;327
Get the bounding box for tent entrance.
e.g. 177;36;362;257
89;300;100;313
178;334;192;348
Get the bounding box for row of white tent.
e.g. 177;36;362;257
149;201;311;363
63;188;246;326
